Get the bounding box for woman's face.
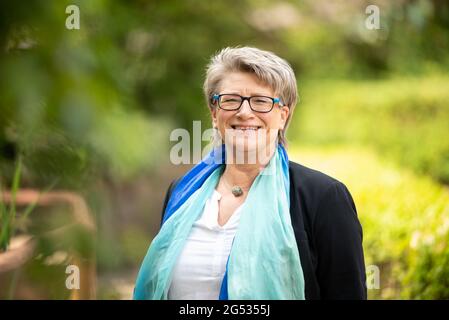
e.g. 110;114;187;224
211;71;289;160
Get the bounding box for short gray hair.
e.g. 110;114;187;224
203;46;298;146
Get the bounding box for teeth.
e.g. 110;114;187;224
233;126;259;130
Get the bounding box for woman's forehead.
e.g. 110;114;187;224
219;72;274;95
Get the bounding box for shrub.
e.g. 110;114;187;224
292;75;449;184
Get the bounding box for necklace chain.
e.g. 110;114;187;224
221;175;250;197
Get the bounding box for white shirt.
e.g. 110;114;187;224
168;190;242;300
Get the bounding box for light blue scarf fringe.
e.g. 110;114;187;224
134;144;305;299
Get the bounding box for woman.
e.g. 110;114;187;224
134;47;367;300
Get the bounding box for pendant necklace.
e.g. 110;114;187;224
222;175;250;197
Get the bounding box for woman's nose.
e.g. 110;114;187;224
236;99;253;117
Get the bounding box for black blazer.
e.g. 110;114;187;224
160;161;367;300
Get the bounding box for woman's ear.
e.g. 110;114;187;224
210;107;218;128
280;105;289;130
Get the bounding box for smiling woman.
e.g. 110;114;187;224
133;46;367;300
209;72;286;162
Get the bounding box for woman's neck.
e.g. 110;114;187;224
221;163;261;188
222;144;276;188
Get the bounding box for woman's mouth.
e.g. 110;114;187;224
230;125;262;131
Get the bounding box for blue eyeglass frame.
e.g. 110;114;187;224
211;93;284;113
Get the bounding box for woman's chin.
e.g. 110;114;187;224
231;137;259;152
224;139;276;165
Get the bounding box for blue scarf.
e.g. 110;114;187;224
133;144;305;299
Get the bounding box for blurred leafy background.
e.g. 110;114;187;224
0;0;448;299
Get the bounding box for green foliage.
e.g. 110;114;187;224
1;156;58;252
0;0;174;188
292;76;449;184
88;109;171;180
403;226;449;299
0;157;22;251
1;157;40;251
277;1;449;79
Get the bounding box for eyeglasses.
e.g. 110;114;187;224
211;93;284;113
